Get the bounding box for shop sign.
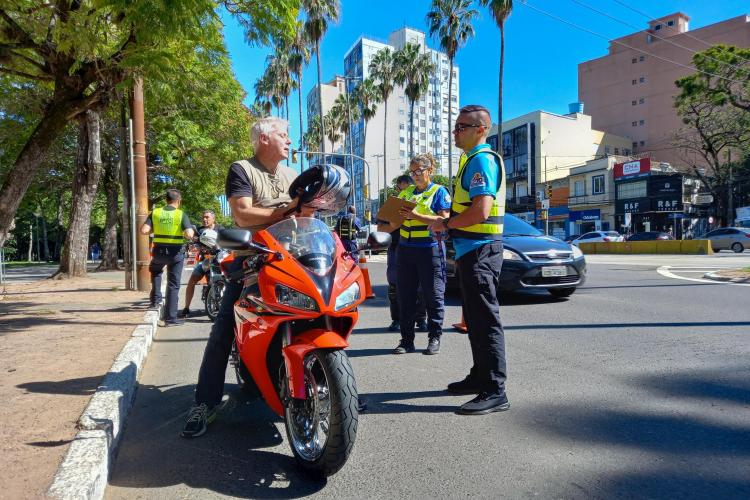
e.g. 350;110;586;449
653;197;683;212
569;209;601;222
692;193;714;205
616;198;649;213
649;174;682;195
614;158;651;179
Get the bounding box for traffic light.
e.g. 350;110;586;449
540;209;548;220
545;183;552;199
291;149;298;163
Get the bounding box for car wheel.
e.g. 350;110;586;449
548;287;576;298
731;242;744;253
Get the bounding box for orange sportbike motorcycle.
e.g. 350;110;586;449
218;217;390;477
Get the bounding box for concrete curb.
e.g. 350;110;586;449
703;271;750;283
47;310;159;500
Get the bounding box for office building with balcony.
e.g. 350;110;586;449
579;12;750;168
489;106;631;234
343;27;460;219
567;156;629;235
306;76;348;161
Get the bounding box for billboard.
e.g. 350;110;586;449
614;158;651;180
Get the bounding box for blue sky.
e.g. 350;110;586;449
220;0;748;148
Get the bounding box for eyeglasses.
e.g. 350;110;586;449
409;167;429;177
453;123;485;133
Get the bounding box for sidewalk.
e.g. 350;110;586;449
0;267;149;499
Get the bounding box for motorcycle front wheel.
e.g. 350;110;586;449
205;280;224;321
284;349;358;477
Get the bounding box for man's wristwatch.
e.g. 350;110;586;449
442;217;451;230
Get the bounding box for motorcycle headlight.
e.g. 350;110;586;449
503;249;523;261
275;284;318;311
572;245;584;259
335;282;360;311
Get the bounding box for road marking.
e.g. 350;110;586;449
657;266;750;286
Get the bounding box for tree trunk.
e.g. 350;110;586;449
97;160;120;271
41;215;50;261
497;24;505;149
383;95;388;197
54;192;64;260
409;99;415;159
316;41;326;155
297;71;305;170
57;109;103;278
448;59;454;181
0;97;79;247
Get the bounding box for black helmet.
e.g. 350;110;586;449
288;164;351;216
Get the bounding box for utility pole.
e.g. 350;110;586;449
131;77;150;291
727;153;734;226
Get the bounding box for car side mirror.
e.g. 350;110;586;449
359;231;391;250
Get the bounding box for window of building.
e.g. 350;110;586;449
639;119;645;125
420;120;426;127
420;107;425;113
399;124;404;130
632;79;637;85
399;137;405;143
639;77;645;83
592;175;605;195
399;109;404;115
632;141;638;149
647;34;654;44
654;24;661;31
632;100;637;106
614;148;620;155
623;148;631;155
632;121;637;127
574;180;585;196
420;133;426;140
639;55;645;62
605;145;611;154
639;140;645;146
631;57;637;64
617;180;647;199
667;20;674;27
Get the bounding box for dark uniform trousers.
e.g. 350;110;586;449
457;240;507;393
194;257;246;407
386;240;426;323
396;244;445;342
149;244;185;322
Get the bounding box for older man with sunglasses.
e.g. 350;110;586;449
431;104;510;415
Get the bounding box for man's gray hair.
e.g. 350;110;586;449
251;117;288;150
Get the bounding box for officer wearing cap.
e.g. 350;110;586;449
140;189;194;326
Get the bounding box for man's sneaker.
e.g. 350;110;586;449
178;308;190;318
388;320;400;332
162;319;185;327
415;320;428;332
447;376;483;395
180;403;217;438
392;341;416;354
457;391;510;415
423;337;440;355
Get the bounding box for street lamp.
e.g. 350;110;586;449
32;205;42;262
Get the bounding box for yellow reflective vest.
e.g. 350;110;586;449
398;183;441;245
152;207;185;245
449;146;505;240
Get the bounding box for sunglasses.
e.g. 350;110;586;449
453;123;485;133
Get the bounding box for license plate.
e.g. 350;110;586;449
542;266;567;277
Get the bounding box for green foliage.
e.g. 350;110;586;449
394;43;436;157
426;0;478;60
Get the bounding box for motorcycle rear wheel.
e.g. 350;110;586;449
205;280;224;321
284;349;358;477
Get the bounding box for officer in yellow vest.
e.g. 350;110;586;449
380;153;451;355
431;105;510;415
140;189;194;326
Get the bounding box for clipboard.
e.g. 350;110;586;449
376;196;417;223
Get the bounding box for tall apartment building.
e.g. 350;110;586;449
342;27;461;219
306;75;348;156
579;12;750;169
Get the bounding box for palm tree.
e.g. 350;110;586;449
369;48;397;200
286;22;312;168
480;0;513;149
303;0;341;155
303;115;323;161
253;73;274;117
352;77;379;155
323;106;342;150
427;0;478;180
395;43;436;158
266;49;294;118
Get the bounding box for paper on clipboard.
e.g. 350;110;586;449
376;196;417;223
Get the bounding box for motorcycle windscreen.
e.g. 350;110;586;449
266;218;336;277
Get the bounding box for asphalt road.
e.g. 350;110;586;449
107;253;750;499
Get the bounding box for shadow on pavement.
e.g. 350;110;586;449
17;375;103;396
107;383;326;498
358;390;456;414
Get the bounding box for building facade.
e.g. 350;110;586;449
567;156;628;235
342;27;461;219
306;75;348;156
579;12;750;168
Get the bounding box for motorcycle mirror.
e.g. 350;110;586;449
217;229;252;250
360;231;391;250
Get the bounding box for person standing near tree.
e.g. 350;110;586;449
431;104;510;415
140;189;194;327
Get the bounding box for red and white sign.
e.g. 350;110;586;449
614;158;651;179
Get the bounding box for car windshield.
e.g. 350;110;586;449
266;217;336;275
503;214;543;236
